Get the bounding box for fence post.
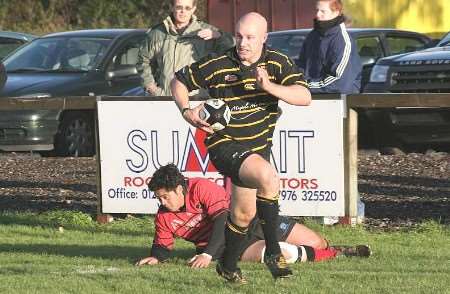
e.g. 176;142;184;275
342;107;358;226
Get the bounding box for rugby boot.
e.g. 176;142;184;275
216;262;247;284
333;244;372;258
263;253;293;279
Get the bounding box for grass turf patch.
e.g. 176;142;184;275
0;211;449;294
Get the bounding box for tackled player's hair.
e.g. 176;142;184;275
148;163;187;192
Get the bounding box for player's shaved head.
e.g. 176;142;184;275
235;12;268;65
236;12;268;35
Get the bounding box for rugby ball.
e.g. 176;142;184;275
199;99;231;131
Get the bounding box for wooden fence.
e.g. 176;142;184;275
1;93;449;223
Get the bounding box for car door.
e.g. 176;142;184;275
104;34;145;95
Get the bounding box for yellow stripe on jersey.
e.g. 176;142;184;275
210;76;275;89
267;50;292;66
233;129;270;141
223;92;267;102
231;107;265;115
189;67;201;89
281;73;303;85
268;60;282;74
251;143;268;152
210;78;256;89
228;114;271;127
206;137;232;148
205;67;240;81
295;80;309;87
198;55;227;69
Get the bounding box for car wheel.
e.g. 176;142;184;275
55;111;95;157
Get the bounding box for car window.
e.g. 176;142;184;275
267;34;306;61
107;36;145;71
386;36;427;55
437;32;450;46
356;36;384;64
0;37;25;60
4;37;112;72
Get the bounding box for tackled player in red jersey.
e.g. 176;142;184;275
136;164;370;268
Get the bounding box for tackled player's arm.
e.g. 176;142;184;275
203;210;228;257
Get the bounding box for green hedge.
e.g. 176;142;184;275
0;0;207;35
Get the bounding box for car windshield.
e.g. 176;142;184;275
4;37;112;72
437;32;450;47
267;33;307;61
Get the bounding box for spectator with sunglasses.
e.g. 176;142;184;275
138;0;234;96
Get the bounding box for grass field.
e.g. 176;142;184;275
1;211;449;294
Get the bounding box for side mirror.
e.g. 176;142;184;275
360;56;376;66
106;64;138;80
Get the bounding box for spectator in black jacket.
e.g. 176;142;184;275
298;0;362;94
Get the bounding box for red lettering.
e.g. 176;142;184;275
124;177;132;187
287;178;300;189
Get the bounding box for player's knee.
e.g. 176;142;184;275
232;210;255;226
258;168;279;193
310;238;328;250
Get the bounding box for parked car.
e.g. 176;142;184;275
267;28;432;90
0;29;146;156
268;28;433;150
363;31;450;150
0;31;36;60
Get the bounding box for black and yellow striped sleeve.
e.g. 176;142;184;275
268;49;308;88
174;53;222;92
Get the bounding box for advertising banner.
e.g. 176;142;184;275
97;99;344;216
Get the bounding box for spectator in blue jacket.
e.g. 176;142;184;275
298;0;362;94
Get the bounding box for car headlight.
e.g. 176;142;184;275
369;65;389;83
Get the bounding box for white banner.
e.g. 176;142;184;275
97;99;344;216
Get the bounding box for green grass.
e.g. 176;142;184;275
1;211;449;294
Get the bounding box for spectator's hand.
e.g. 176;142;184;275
135;256;159;266
255;66;272;91
197;29;221;40
183;103;214;134
187;253;212;268
146;83;162;96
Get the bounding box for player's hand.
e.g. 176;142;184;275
145;83;162;96
197;29;220;40
183;103;214;134
187;253;212;268
135;256;159;266
255;66;271;91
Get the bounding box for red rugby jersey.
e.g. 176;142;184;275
152;178;230;250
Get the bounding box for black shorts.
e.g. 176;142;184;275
241;216;296;253
208;140;269;187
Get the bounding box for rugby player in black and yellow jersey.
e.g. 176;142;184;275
171;12;311;283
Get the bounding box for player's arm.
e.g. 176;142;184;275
188;210;228;268
136;215;174;266
188;180;230;268
256;66;311;106
171;61;214;133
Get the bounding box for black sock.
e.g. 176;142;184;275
297;245;315;262
222;216;248;272
256;195;281;256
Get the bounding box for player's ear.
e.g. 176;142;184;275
176;184;184;196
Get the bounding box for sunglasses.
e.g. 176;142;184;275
174;5;194;11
